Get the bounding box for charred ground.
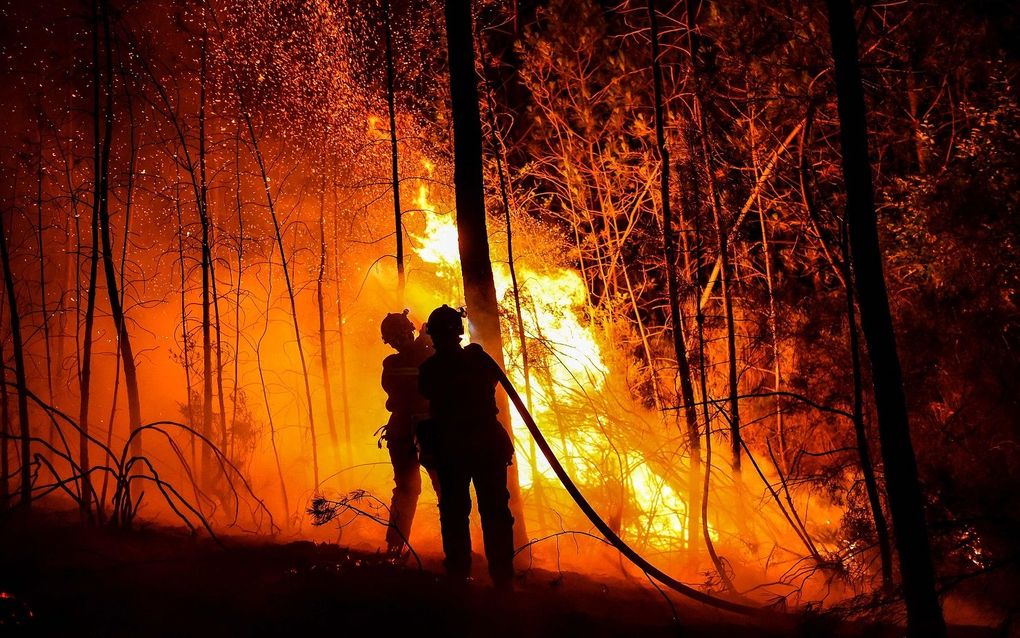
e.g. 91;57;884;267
0;508;1003;638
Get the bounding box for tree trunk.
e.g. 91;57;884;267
689;155;738;595
383;0;404;300
331;190;354;466
231;129;244;463
35;124;55;422
0;202;31;509
683;0;741;474
256;256;290;515
477;35;542;517
174;169;196;468
242;110;320;489
97;0;142;460
845;242;894;591
708;154;741;475
825;1;945;635
1;337;9;510
444;0;527;546
77;0;106;520
198;22;215;486
647;0;702;554
100;82;137;509
317;173;340;462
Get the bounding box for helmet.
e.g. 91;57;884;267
425;304;465;338
380;309;415;344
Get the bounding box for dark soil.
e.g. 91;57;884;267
0;509;999;637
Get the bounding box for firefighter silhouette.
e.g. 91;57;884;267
418;305;516;589
379;310;439;557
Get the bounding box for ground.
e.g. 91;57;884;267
0;508;1000;637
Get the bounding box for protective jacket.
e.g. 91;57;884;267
380;334;435;550
381;336;433;439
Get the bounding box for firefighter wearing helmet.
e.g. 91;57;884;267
379;309;438;558
418;305;516;590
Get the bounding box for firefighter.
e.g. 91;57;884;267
418;305;515;589
379;310;438;557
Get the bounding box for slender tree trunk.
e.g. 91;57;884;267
97;1;142;460
198;22;215;487
231;129;244;463
175;170;196;468
242;110;320;489
77;0;106;520
683;0;741;474
1;337;9;510
55;213;73;408
444;0;527;546
647;0;702;554
0;205;31;509
35;125;55;423
100;84;136;509
906;71;929;174
825;1;945;634
203;174;228;466
477;35;541;515
210;198;229;465
331;191;354;466
256;258;289;515
747;106;789;473
708;158;741;474
383;0;404;300
689;157;738;595
316;172;340;462
799;110;892;583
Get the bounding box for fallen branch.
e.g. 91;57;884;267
309;490;423;570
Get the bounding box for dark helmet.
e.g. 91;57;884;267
380;309;415;344
425;304;465;338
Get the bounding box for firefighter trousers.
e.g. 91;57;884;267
436;458;515;585
386;435;438;549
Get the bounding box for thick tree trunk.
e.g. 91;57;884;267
825;1;946;635
444;0;527;546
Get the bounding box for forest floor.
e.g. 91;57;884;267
0;508;1001;637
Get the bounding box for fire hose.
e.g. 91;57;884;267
494;366;766;617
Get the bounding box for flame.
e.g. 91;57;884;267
367;115;388;140
407;157;695;549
